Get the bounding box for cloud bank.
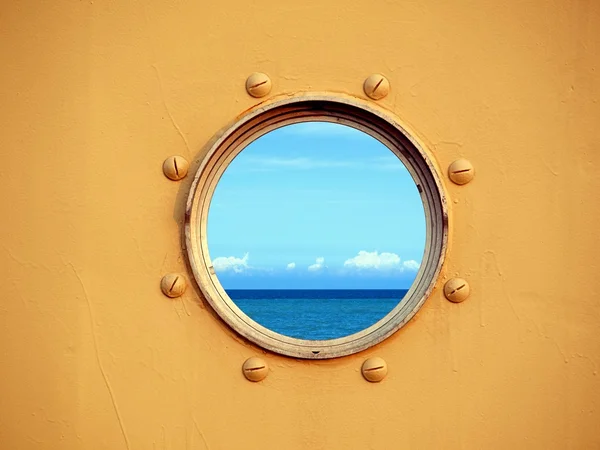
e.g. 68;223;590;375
343;251;420;272
402;259;420;271
211;252;420;275
212;253;249;273
308;257;325;272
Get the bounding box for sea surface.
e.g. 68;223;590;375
227;289;408;340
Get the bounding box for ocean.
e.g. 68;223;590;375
227;289;408;340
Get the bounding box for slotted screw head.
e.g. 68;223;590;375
163;155;189;181
242;357;269;382
245;72;272;98
448;159;474;185
444;278;470;303
361;357;388;382
160;273;187;298
363;74;390;100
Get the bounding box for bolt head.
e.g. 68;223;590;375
448;159;474;185
160;273;187;298
363;74;390;100
361;357;388;382
163;156;189;181
242;357;269;382
444;278;470;303
246;72;272;98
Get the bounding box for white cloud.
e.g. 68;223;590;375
343;251;421;272
308;257;325;272
210;252;420;275
343;251;400;270
403;260;420;271
212;253;249;273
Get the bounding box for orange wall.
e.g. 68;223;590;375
1;0;599;448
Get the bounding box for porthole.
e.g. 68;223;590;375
185;94;447;359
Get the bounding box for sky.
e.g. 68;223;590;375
206;121;426;289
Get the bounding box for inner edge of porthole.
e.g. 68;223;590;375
185;94;448;359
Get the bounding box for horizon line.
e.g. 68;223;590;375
223;287;412;290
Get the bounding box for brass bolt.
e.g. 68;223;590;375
160;273;187;298
444;278;470;303
363;74;390;100
448;159;474;185
245;72;272;98
163;156;189;181
242;357;269;382
361;357;388;382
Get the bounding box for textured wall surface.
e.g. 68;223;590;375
1;0;599;448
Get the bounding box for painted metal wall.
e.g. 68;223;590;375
1;0;599;448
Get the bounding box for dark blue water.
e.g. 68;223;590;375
227;289;407;340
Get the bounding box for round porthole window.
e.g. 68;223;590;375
185;95;447;359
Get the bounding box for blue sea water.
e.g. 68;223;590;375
227;289;408;340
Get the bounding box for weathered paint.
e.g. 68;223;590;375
0;0;599;448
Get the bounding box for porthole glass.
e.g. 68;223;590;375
186;96;447;358
207;122;426;340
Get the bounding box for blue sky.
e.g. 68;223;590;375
207;122;425;289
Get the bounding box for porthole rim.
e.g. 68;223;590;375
185;92;448;359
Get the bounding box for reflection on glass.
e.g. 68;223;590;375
207;122;425;340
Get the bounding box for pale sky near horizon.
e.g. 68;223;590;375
207;122;426;289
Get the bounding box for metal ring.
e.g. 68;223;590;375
185;93;448;359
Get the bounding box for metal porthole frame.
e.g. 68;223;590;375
185;93;448;359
